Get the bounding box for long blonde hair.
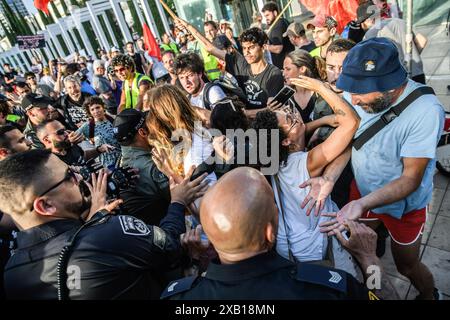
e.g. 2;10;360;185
146;85;201;176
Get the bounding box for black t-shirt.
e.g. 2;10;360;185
299;42;317;53
129;53;145;74
225;52;285;109
55;145;85;166
268;18;295;69
289;94;316;123
4;70;17;81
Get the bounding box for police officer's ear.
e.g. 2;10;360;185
137;127;148;138
265;222;277;247
0;147;9;160
32;197;57;217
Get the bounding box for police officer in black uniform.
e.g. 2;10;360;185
0;149;208;300
162;167;385;300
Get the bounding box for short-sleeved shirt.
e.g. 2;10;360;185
77;119;121;168
225;52;284;109
363;18;424;77
189;84;226;110
268;18;295;69
345;80;445;218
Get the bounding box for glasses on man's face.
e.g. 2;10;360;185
54;128;67;136
30;167;77;211
114;67;126;74
285;109;302;135
27;77;35;81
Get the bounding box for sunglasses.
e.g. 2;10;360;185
54;128;67;136
114;67;127;74
30;167;77;211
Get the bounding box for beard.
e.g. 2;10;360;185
360;91;396;114
65;181;92;217
53;139;71;151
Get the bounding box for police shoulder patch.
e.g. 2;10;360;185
119;215;150;236
160;276;198;299
295;263;347;294
152;226;167;250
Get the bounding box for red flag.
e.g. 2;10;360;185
300;0;359;34
143;23;161;61
34;0;52;15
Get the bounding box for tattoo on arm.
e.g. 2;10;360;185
335;109;346;116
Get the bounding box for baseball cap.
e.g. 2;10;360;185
336;37;407;94
283;22;305;37
356;1;379;24
213;35;232;50
306;15;338;30
111;46;121;53
113;109;147;144
22;93;54;111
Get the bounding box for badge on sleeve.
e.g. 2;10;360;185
119;216;150;236
152;226;167;250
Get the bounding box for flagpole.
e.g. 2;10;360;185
267;0;295;34
158;0;207;45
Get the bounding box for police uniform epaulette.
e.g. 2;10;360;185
295;263;347;294
160;276;199;299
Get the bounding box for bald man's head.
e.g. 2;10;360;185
200;167;278;260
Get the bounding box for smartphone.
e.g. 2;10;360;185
272;85;296;106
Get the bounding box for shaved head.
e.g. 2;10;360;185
200;167;278;261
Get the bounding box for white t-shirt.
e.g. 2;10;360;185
271;151;357;277
190;83;226;110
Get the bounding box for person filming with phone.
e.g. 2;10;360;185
0;149;209;299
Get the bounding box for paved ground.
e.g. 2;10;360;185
381;23;450;300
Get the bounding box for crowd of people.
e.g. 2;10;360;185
0;0;445;300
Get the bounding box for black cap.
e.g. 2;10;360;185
356;1;378;24
113;109;147;144
213;35;232;50
22;93;54;111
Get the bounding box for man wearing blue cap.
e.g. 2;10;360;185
317;38;444;300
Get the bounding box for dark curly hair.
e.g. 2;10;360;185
111;54;136;72
327;38;356;55
173;52;205;75
83;96;105;118
252;110;289;169
239;27;268;47
210;96;249;134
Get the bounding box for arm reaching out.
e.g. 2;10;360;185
290;76;359;178
174;18;227;61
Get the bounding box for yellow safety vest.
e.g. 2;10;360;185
160;43;179;54
200;46;221;81
124;73;153;109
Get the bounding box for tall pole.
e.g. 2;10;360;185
405;0;413;76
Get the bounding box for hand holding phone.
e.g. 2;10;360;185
272;85;296;106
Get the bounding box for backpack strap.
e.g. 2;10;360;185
353;86;435;151
202;81;216;110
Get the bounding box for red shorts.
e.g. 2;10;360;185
349;180;426;246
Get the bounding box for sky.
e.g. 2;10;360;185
23;0;38;15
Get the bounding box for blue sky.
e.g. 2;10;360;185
23;0;38;15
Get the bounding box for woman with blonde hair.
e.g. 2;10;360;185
146;84;216;185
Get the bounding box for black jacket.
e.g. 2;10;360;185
162;251;371;300
4;203;186;300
